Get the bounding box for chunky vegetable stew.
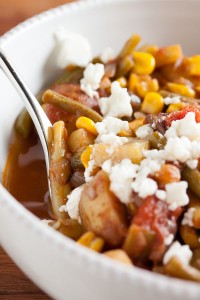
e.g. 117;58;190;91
3;33;200;282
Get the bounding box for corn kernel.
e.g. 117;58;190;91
128;73;139;92
154;44;183;68
140;44;159;56
80;145;93;168
90;237;105;252
129;118;145;134
141;92;164;114
116;77;127;88
77;232;104;252
118;128;133;137
167;82;195;98
136;77;159;98
77;231;95;247
166;102;184;113
76;116;97;135
187;55;200;76
104;249;132;265
132;52;156;75
119;34;141;58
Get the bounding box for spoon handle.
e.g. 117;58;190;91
0;50;52;173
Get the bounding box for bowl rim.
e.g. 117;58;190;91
0;0;200;296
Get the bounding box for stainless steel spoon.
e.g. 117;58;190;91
0;50;52;192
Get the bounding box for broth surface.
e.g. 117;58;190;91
3;131;50;219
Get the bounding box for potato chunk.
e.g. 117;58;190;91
92;139;149;166
79;170;128;246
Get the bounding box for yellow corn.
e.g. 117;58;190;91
154;44;183;68
128;73;139;92
104;249;132;265
136;77;159;98
141;92;164;114
132;52;156;75
77;232;104;252
139;44;159;56
187;55;200;76
167;82;195;98
166;102;184;113
117;55;134;77
119;34;141;58
80;145;93;168
129;118;145;134
76;116;97;135
118;128;133;137
116;76;127;88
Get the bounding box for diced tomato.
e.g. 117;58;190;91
52;83;99;110
166;105;200;127
132;196;182;262
44;103;75;125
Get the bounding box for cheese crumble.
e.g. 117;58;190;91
182;207;196;226
165;181;189;211
60;185;84;221
98;81;133;118
80;63;105;98
164;96;181;105
102;159;139;203
100;47;116;63
54;28;92;68
163;241;192;265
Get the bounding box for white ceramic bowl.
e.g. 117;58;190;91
1;0;200;299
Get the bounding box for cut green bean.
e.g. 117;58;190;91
42;90;103;122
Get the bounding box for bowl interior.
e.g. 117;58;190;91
1;0;200;176
1;1;200;299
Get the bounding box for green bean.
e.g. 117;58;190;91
182;167;200;198
55;67;83;85
148;131;166;149
47;219;83;240
116;55;134;78
160;90;200;106
42;90;103;123
49;121;71;219
15;91;44;138
71;151;84;171
119;34;141;58
15;108;32;138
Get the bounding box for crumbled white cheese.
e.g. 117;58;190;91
84;159;95;183
165;181;189;211
131;158;163;199
96;133;128;146
186;159;198;169
54;28;92;68
100;47;116;63
102;159;139;203
65;186;84;220
166;112;200;141
95;117;129;135
163;137;192;163
164;233;174;246
163;241;192;265
164;96;181;105
130;94;141;104
98;81;133;118
155;189;167;201
136;124;153;139
182;207;196;226
80;63;105;98
95;117;129;146
132;178;158;198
